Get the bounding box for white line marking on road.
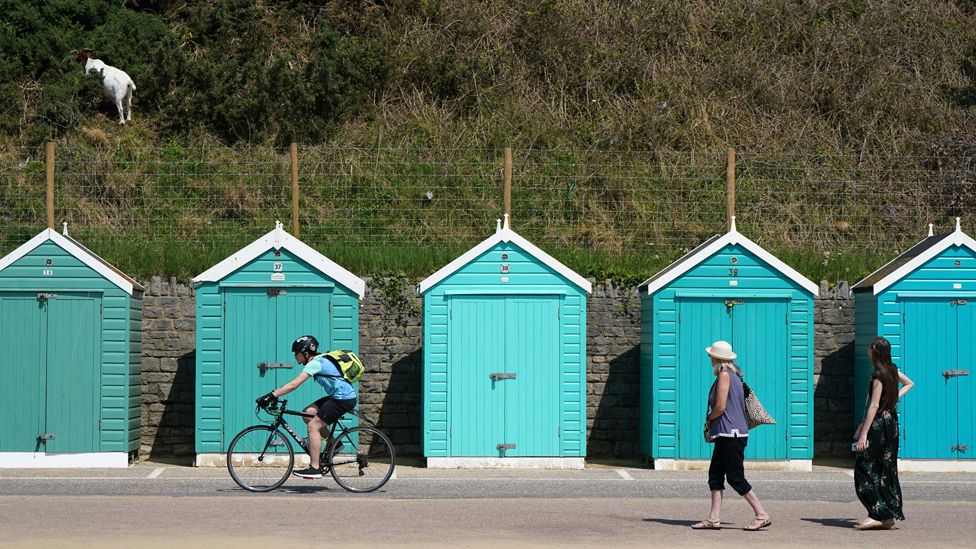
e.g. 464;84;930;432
846;470;855;478
390;469;398;480
147;468;165;479
616;469;634;480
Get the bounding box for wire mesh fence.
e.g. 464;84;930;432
1;144;974;278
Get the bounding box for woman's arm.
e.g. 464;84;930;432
898;369;915;399
857;379;882;451
271;372;310;398
707;371;731;421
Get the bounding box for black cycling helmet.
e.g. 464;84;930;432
291;335;319;356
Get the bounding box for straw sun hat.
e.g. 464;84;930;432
705;340;736;361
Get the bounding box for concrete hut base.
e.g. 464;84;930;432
652;458;813;472
898;460;976;473
0;452;130;468
426;457;585;469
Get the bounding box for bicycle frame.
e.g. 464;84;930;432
259;400;361;465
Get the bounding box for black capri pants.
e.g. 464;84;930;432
708;436;752;495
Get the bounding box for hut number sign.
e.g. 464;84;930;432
271;262;285;281
729;256;739;286
43;258;53;276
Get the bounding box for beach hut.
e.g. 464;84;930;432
0;225;143;467
193;222;365;465
417;216;592;468
852;218;975;468
638;217;818;471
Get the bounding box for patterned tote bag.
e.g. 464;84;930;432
742;382;776;427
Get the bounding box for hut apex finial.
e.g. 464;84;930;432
496;218;501;233
62;222;69;236
503;214;510;231
957;217;962;233
730;215;737;233
274;220;284;247
928;223;934;237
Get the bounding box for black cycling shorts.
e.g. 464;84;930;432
312;396;357;425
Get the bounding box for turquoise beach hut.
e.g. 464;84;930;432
0;226;143;467
417;216;592;468
193;222;365;465
852;218;975;469
638;217;818;471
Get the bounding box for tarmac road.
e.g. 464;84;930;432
0;461;972;547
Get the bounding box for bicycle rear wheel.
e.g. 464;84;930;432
328;426;396;493
227;426;294;492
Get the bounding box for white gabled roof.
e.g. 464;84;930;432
639;217;819;296
0;226;141;295
853;218;976;295
193;221;365;298
417;215;592;295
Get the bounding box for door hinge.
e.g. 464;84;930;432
557;306;560;319
450;306;452;320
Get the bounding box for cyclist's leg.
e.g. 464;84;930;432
316;397;357;456
303;397;328;466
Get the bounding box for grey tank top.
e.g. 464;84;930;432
708;370;749;438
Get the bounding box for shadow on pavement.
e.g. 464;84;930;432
642;518;707;527
801;518;856;528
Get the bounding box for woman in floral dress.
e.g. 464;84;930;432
853;337;914;530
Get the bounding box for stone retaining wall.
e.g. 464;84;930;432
137;277;857;460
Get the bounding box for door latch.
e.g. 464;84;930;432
37;293;57;301
951;299;968;305
725;299;744;308
943;370;970;379
266;289;287;297
258;362;294;372
497;443;516;451
489;373;517;381
36;433;55;441
952;445;968;453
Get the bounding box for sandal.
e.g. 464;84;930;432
854;518;883;530
691;519;722;530
743;516;772;531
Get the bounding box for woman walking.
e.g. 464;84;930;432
691;340;771;531
853;336;914;530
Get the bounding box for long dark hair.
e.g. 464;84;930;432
869;337;899;411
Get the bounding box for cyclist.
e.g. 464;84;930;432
256;335;358;479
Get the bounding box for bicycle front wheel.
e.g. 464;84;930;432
227;426;294;492
328;426;396;493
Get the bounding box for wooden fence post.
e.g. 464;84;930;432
504;147;512;220
290;142;300;237
726;148;736;231
46;141;55;229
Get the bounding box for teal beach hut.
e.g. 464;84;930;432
0;225;143;467
638;217;818;471
193;222;365;465
852;218;975;470
418;216;592;468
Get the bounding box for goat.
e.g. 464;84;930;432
75;50;136;124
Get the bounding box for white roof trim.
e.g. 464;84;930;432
643;222;819;296
861;219;976;295
0;229;136;295
417;221;592;295
193;221;365;298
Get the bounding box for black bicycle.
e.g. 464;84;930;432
226;398;395;493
